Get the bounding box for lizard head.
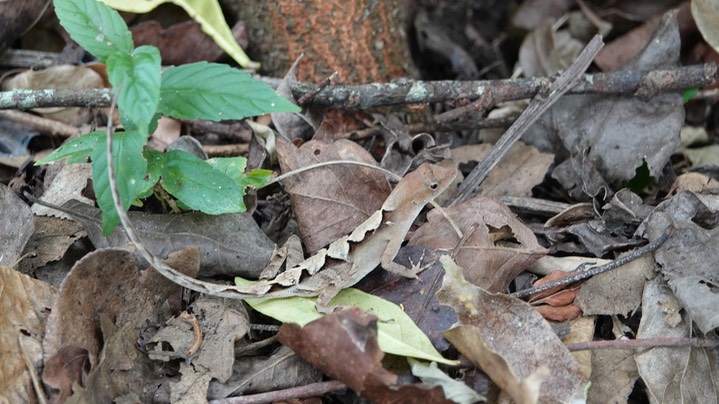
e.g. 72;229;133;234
382;163;456;211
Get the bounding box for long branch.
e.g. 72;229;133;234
1;63;715;111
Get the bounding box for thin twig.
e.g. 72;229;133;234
447;35;605;205
511;227;673;299
565;337;719;352
208;380;346;404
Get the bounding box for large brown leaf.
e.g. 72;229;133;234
410;196;546;292
277;138;391;252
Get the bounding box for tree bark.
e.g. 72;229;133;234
222;0;417;83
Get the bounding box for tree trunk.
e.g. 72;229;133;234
222;0;417;84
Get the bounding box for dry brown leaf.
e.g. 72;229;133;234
635;278;719;402
438;256;588;403
692;0;719;55
0;264;56;403
0;183;34;265
575;252;655;316
587;348;638;404
644;191;719;333
277;138;391;252
148;297;249;384
17;215;85;275
277;307;452;403
533;304;582;322
450;142;553;198
512;0;574;30
518;19;584;77
667;172;719;195
31;162;93;219
595;15;662;71
410;196;546;292
55;200;274;278
208;345;322;399
42;247;200;403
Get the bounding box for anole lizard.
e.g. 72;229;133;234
31;163;456;311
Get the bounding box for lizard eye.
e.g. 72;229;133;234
429;182;438;190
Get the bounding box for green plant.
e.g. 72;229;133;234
38;0;299;235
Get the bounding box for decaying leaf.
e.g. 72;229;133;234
31;162;93;220
588;348;639;403
277;307;452;403
53;200;275;278
450;142;553;198
17;215;85;275
0;183;34;265
410;196;546;292
42;247;200;403
525;11;684;198
208;346;322;399
644;191;719;333
635;278;719;402
277;137;391;252
0;264;56;403
575;252;655;316
438;256;588;403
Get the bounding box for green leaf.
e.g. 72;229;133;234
54;0;133;62
99;0;257;68
160;150;244;214
244;169;274;189
35;131;104;165
206;157;274;193
239;286;458;366
409;359;486;404
206;156;247;184
136;148;164;197
90;131;148;235
107;46;161;135
159;62;299;121
683;87;699;103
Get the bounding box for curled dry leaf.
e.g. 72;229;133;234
410;196;547;292
438;256;588;403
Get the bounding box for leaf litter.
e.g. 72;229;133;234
2;1;719;403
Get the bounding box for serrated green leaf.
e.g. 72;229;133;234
99;0;256;68
54;0;133;62
35;131;104;165
160;150;245;214
239;286;457;366
90;131;148;235
108;46;162;135
158;62;299;121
